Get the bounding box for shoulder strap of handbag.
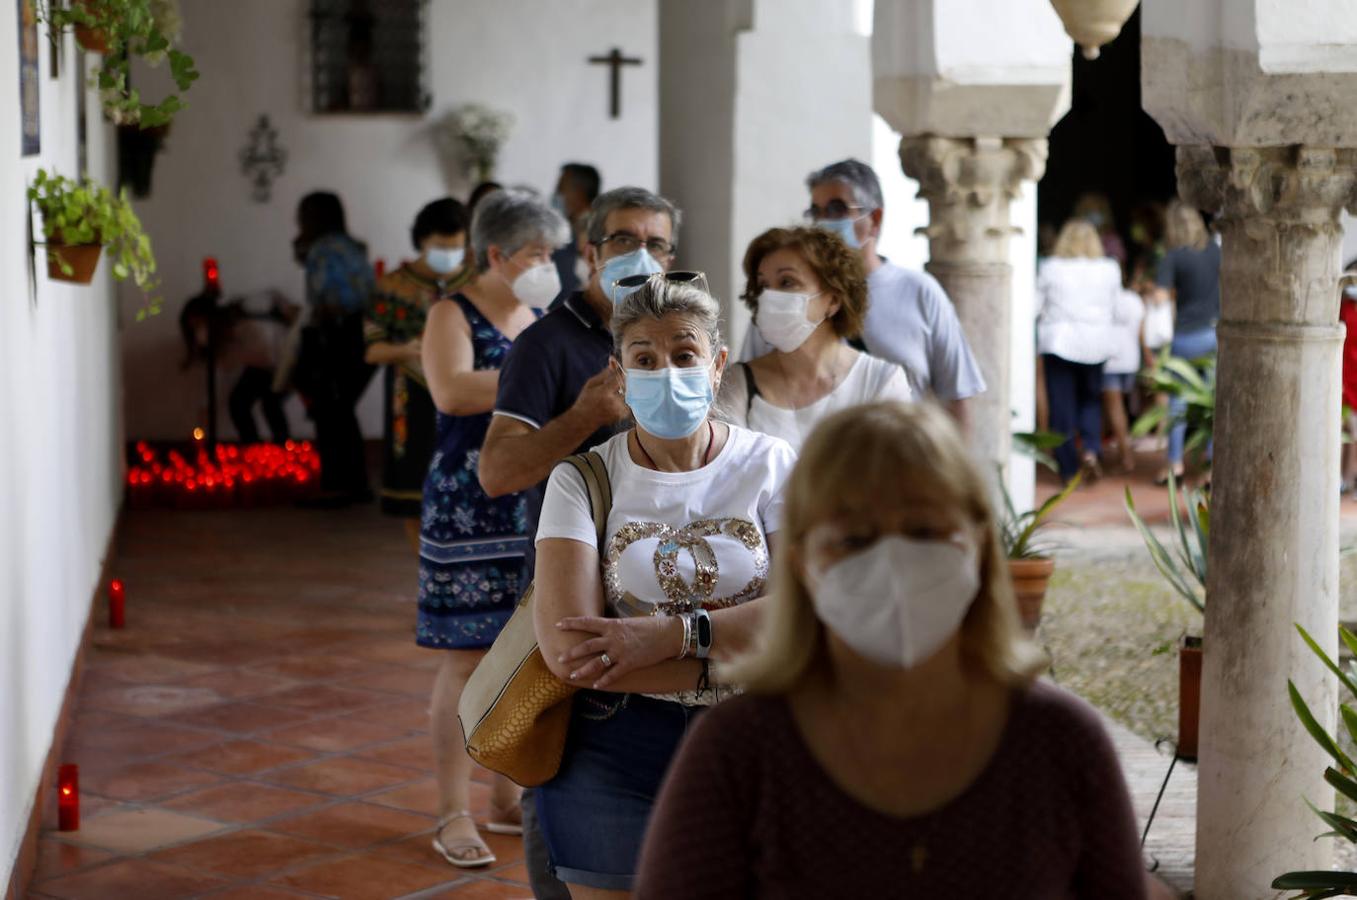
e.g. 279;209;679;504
558;450;613;546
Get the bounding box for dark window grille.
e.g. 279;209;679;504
309;0;428;114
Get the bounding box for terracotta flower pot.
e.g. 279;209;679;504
72;0;109;53
1178;635;1203;761
74;23;108;53
1008;557;1056;631
46;242;103;284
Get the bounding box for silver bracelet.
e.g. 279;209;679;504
676;612;692;660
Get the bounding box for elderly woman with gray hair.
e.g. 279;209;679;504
418;189;569;870
531;273;797;898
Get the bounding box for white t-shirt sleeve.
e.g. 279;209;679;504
757;437;798;537
878;363;913;404
923;278;988;402
535;462;599;548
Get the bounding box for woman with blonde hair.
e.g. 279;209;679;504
634;401;1146;898
1153;201;1219;484
1036;218;1122;482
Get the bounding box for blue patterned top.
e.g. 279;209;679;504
305;233;374;313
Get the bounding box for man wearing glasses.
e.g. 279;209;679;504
477;185;680;900
742;158;985;429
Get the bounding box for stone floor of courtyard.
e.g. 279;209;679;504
20;458;1357;899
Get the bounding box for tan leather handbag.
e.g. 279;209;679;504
458;451;612;787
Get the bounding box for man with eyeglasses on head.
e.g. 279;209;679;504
741;158;985;429
477;185;680;900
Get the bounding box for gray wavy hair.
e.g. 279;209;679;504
612;277;724;358
470;189;570;272
586;186;682;248
806;158;884;211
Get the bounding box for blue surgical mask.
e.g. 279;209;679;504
624;365;715;440
600;248;664;304
425;247;465;275
817;216;862;249
551;193;567;215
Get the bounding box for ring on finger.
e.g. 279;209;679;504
600;652;614;668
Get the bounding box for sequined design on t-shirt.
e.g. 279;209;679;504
603;518;768;617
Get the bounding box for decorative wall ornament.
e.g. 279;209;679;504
238;115;287;203
1049;0;1137;60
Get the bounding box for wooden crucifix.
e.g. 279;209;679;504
588;47;642;119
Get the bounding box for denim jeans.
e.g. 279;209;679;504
1043;354;1105;480
536;691;705;892
1167;327;1217;465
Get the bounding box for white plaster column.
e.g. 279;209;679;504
1140;2;1357;891
873;0;1069;475
1178;144;1350;897
899;135;1046;473
657;0;871;345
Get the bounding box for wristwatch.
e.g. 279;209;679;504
691;608;713;660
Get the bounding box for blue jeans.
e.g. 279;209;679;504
536;691;704;892
1167;327;1217;465
1043;354;1105;480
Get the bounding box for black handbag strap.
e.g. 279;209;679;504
559;451;613;547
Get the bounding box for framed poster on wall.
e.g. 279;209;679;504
17;0;40;155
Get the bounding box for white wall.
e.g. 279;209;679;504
0;31;121;892
119;0;658;441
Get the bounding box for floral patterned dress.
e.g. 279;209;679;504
365;264;471;517
416;294;535;649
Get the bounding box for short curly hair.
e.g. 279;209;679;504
740;226;868;340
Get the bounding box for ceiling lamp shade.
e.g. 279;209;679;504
1050;0;1139;59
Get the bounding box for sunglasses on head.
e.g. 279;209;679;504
612;270;710;294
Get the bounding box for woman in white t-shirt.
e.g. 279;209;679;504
1035;219;1121;483
716;226;911;450
1101;286;1146;473
532;274;796;898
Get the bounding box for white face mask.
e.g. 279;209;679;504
807;535;980;669
573;255;591;286
755;289;824;353
511;262;561;309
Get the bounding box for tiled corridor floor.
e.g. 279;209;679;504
26;503;530;900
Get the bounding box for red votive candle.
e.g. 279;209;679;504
108;579;125;629
57;765;79;831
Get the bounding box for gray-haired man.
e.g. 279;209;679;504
741;158;986;429
477;185;680;900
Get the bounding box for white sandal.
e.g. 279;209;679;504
432;811;497;869
486;801;524;836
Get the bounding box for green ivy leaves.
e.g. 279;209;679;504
29;168;161;319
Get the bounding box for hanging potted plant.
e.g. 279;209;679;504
997;472;1080;631
36;0;197;128
1125;472;1206;760
29;169;161;318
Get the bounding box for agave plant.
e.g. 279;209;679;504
1132;349;1215;460
997;471;1080;560
1273;624;1357;897
1124;471;1207;614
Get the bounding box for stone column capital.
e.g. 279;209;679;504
1177;145;1357;324
898;135;1047;264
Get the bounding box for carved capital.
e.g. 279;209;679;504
898;135;1046;264
1177;145;1357;325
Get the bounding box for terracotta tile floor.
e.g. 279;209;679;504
26;504;532;900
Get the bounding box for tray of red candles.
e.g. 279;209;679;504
125;440;321;509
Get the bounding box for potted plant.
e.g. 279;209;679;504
998;472;1080;630
1125;472;1207;759
1132;348;1216;482
29;169;161;318
436;103;515;184
36;0;197;128
1272;623;1357;896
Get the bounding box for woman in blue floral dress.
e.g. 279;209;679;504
418;190;570;871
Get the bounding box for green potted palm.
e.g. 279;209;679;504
1273;624;1357;897
29;169;161;318
1125;472;1206;759
998;472;1080;630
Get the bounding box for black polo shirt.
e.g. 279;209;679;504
493;291;618;577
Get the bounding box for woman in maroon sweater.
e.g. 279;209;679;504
635;401;1148;899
